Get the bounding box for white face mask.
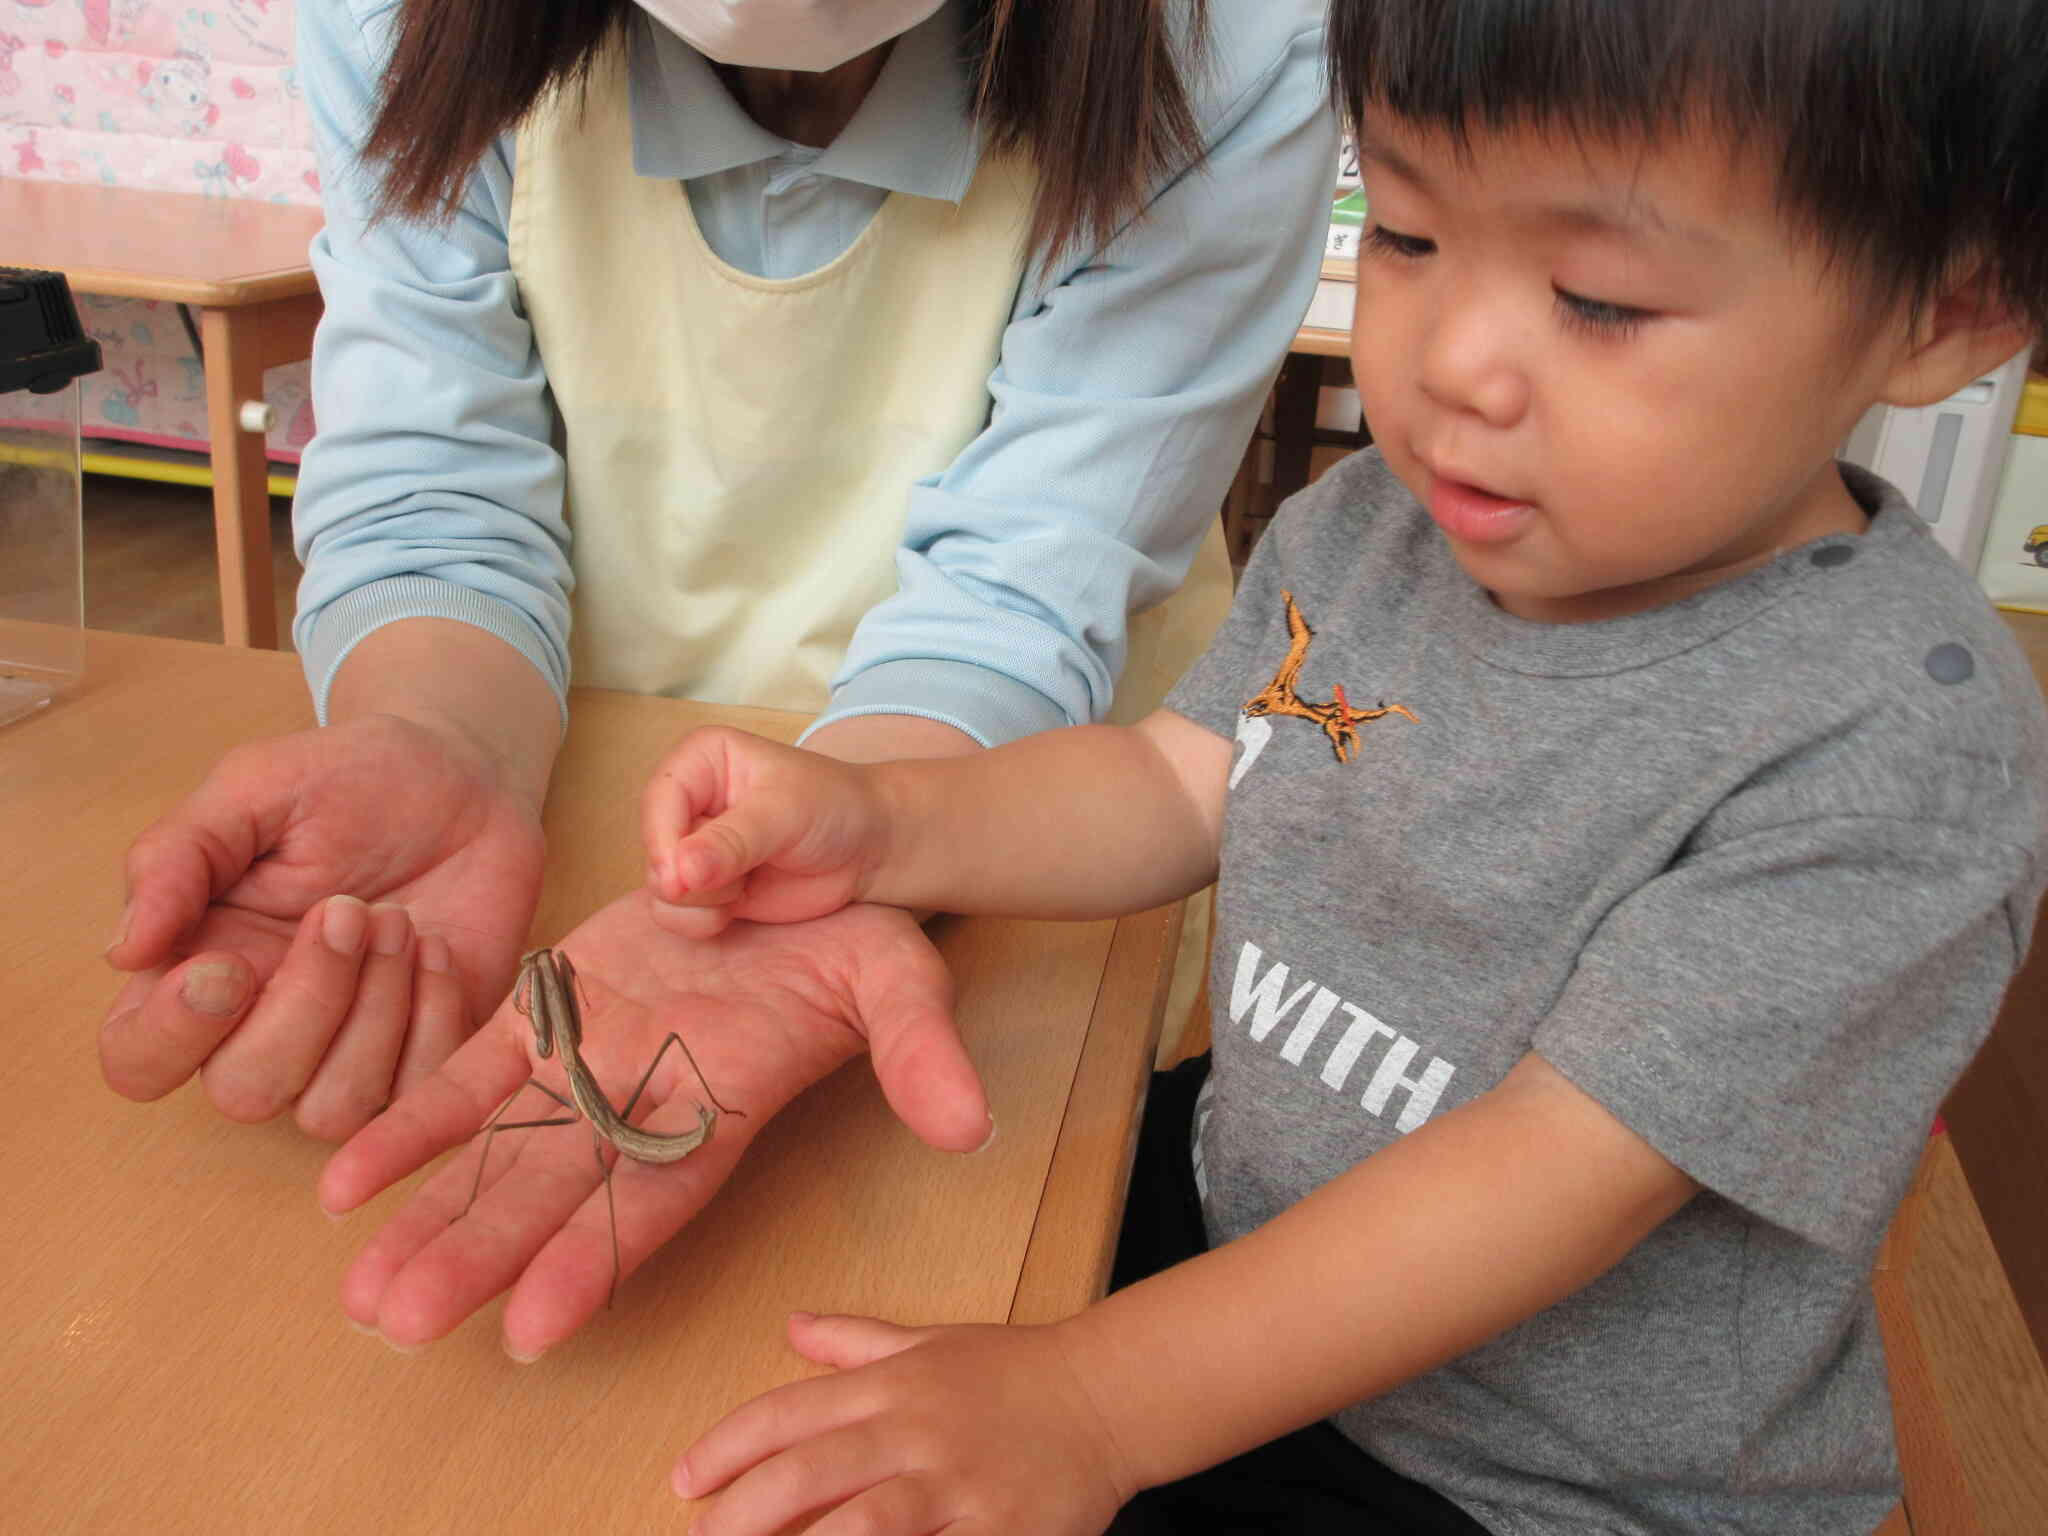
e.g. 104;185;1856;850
636;0;947;72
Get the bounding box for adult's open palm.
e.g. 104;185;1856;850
317;890;990;1360
102;715;547;1136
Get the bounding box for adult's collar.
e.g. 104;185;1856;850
628;1;981;203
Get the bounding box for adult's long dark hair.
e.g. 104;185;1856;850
360;0;1211;264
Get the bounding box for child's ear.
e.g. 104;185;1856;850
1878;267;2033;409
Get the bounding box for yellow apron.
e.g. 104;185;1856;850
513;41;1225;1058
508;38;1230;725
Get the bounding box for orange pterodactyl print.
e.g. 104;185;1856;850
1244;589;1416;763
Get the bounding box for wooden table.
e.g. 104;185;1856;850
1;180;327;649
0;629;1182;1533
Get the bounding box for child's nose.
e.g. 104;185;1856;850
1416;292;1530;428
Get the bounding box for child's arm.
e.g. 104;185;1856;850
643;710;1231;929
675;1050;1699;1534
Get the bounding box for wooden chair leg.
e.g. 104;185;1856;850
1873;1134;1984;1536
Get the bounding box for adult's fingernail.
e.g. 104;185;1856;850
323;894;368;956
181;960;249;1017
104;899;133;959
369;903;411;957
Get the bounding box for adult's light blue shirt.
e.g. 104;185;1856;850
293;0;1336;744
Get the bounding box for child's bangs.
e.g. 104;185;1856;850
1328;0;1759;149
1327;0;2048;334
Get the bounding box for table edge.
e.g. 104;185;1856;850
1009;898;1187;1325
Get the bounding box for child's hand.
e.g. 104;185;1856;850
676;1312;1134;1535
642;726;891;938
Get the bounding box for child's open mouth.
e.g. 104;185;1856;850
1426;473;1533;544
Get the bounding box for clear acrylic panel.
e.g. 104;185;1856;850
0;376;86;727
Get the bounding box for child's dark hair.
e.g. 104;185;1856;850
1328;0;2048;337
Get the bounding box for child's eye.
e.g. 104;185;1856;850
1554;287;1653;337
1363;224;1435;260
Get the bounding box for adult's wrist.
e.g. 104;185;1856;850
324;618;561;813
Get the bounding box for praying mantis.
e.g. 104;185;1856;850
461;947;743;1307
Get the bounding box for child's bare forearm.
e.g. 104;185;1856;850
1055;1053;1700;1493
865;713;1227;920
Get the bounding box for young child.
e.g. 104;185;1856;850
646;2;2048;1530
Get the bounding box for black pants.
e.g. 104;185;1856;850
1107;1054;1491;1535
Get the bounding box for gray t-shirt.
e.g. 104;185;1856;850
1164;450;2047;1535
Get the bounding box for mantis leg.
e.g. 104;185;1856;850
617;1033;746;1123
592;1121;622;1309
592;1037;739;1309
462;1078;578;1220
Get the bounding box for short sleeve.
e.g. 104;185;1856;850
1166;488;1300;739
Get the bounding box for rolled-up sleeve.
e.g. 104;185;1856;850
292;0;572;721
819;2;1337;744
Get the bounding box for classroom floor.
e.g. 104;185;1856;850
79;471;2048;1533
83;475;299;645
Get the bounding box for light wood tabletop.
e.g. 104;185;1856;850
0;629;1182;1533
1;180;325;308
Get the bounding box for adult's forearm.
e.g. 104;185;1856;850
325;618;562;814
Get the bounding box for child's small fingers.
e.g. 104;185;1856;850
642;739;728;896
670;813;765;895
670;783;834;898
661;873;748;910
648;896;738;941
787;1312;929;1371
677;1373;872;1502
682;1422;897;1534
792;1471;941;1536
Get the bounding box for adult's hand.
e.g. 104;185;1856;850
317;890;991;1360
101;713;548;1139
